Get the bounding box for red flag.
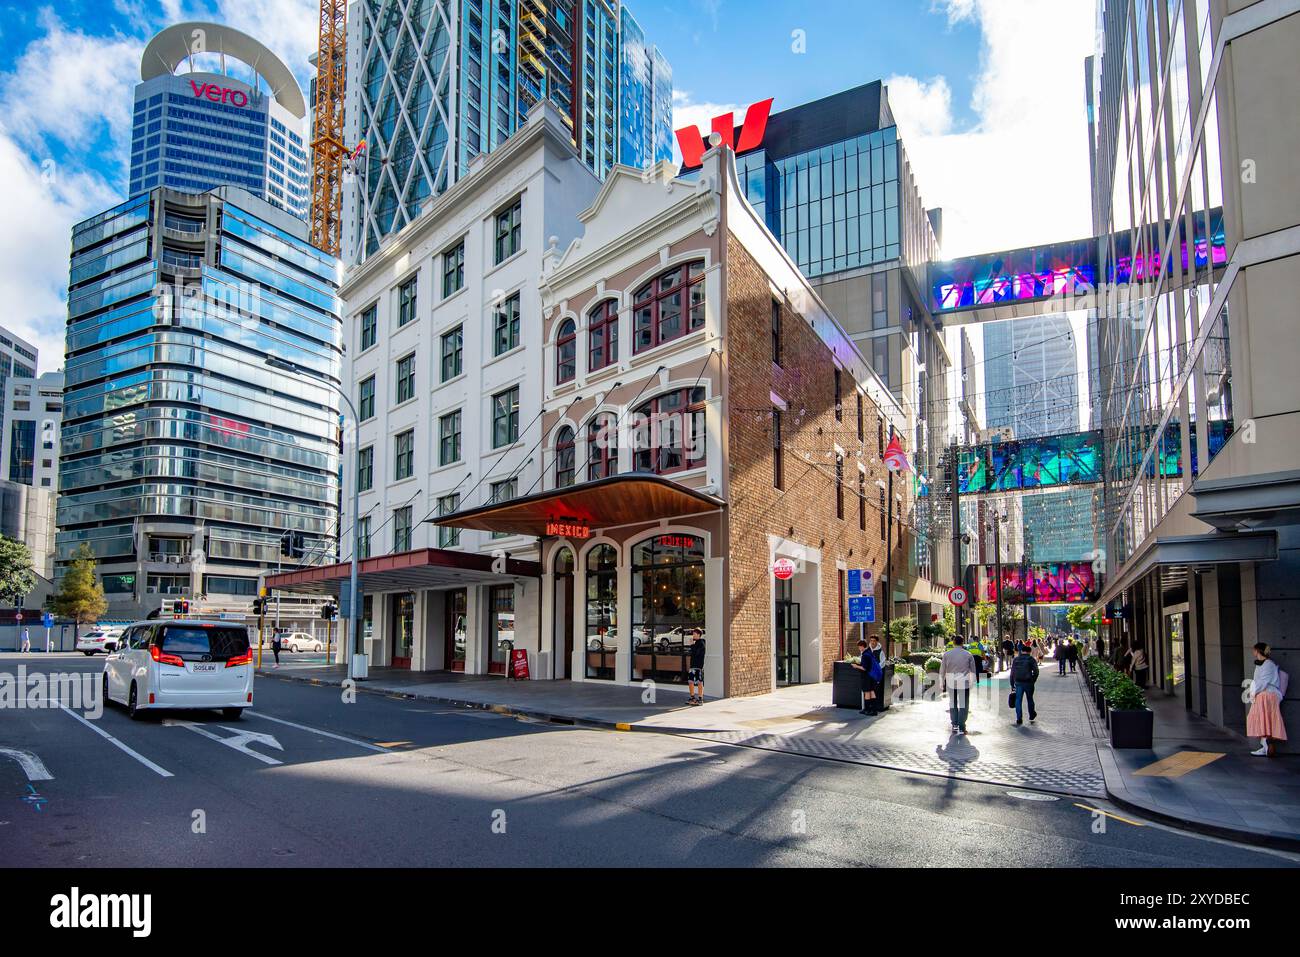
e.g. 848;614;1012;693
883;434;910;473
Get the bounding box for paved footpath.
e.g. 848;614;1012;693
260;659;1106;796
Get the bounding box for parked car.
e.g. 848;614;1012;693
102;620;253;720
76;628;124;655
284;632;323;653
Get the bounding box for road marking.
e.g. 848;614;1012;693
1006;790;1060;802
245;710;389;752
55;703;173;778
165;720;284;765
0;747;52;782
374;741;412;748
1133;751;1226;778
1074;802;1146;827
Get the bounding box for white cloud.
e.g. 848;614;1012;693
934;0;979;25
889;0;1096;258
670;90;747;166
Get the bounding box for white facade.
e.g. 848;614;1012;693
338;104;600;672
1;371;63;492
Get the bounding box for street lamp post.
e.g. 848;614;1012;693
990;511;1007;647
266;357;365;679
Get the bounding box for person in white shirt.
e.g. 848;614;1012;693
939;636;976;735
1246;642;1287;758
1129;645;1148;688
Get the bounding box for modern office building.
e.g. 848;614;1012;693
130;23;311;220
1088;0;1300;743
0;326;38;403
982;315;1080;440
714;80;956;620
57;185;343;618
2;371;64;493
345;0;672;262
267;103;600;672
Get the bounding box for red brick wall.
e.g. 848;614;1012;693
723;234;897;696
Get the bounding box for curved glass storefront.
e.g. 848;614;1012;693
585;544;618;679
631;534;706;684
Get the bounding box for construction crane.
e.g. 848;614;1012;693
310;1;347;257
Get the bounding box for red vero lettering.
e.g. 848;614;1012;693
190;80;249;109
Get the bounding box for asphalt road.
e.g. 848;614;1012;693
1;654;1295;868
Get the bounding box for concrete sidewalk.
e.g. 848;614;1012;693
1095;686;1300;850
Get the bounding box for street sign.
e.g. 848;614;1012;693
15;611;22;622
773;558;796;581
848;596;875;623
948;586;969;606
41;612;53;629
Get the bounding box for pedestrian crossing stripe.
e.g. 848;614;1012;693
1132;751;1226;778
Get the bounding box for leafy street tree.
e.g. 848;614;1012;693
1066;604;1099;635
0;534;37;607
49;543;108;639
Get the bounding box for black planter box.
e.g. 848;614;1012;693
1095;688;1107;712
833;661;863;708
878;664;894;712
1109;707;1154;749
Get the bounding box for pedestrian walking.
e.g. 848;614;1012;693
1066;639;1079;673
940;635;976;734
1056;638;1068;675
19;627;31;653
1094;634;1105;659
271;629;283;668
852;637;883;716
1246;642;1288;757
1130;643;1148;687
1010;642;1039;725
1000;638;1014;674
686;629;706;705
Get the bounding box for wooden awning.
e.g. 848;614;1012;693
429;474;726;538
264;547;540;596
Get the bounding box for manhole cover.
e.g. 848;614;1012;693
1005;790;1060;802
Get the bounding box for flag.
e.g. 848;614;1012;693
883;434;910;473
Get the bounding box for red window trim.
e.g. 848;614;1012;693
588;299;619;371
555;425;576;487
556;319;577;384
632;261;705;354
633;387;707;476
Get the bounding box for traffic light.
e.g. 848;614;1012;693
281;530;306;559
252;597;266;617
321;602;338;621
179;599;190;615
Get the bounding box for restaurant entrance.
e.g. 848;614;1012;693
391;592;415;669
553;549;575;679
445;589;467;672
775;577;801;686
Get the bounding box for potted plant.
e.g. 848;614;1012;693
1105;674;1153;749
833;654;864;709
892;661;919;702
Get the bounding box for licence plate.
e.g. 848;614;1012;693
191;663;218;673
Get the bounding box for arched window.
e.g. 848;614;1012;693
633;387;707;475
588;299;619;371
585;544;618;679
556;319;577;383
587;413;618;481
632;260;705;353
631;533;706;684
555;426;576;488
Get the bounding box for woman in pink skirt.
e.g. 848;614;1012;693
1246;642;1287;757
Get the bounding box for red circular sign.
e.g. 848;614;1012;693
948;586;969;606
773;558;796;580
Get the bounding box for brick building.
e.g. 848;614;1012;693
439;145;909;698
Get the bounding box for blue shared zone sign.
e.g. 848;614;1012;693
849;596;875;623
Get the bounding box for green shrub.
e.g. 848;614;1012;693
924;656;942;673
894;662;918;677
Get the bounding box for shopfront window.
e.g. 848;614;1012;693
585;544;618;679
489;584;515;674
631;533;706;684
391;592;415;667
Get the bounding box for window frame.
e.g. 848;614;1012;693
771;297;782;366
631;260;706;354
440;325;463;381
437;494;461;548
357;445;374;492
442;240;465;298
493;292;521;356
359;302;378;352
555;425;576;488
438;409;462;466
393;505;413;553
588;298;619;371
492;386;520;448
397;275;418;327
394;429;415;481
772;408;783;490
493;198;522;264
359;375;376;421
395;352;416;405
632;387;707;476
556;319;577;384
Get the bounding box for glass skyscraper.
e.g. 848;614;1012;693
57;187;342;614
348;0;672;260
129;23;311;220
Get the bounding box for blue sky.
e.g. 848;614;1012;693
0;0;1096;373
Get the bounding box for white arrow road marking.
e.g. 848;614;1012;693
0;747;52;782
55;703;173;778
166;720;284;765
245;711;389;753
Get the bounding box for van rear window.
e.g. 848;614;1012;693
159;626;250;660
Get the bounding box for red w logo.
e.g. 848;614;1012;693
674;98;774;169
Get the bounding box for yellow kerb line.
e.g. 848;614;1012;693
1074;803;1145;827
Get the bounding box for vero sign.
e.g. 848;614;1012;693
190;79;249;108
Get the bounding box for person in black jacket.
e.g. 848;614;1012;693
1066;639;1079;673
1010;644;1039;725
686;629;706;705
1000;638;1014;674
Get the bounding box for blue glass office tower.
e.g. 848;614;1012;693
57;187;342;615
129;23;311;220
349;0;672;260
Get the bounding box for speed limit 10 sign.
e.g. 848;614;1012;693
948;586;969;606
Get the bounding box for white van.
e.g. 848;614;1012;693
103;620;253;719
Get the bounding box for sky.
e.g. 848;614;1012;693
0;0;1098;377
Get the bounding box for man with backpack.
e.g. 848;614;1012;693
1010;642;1039;725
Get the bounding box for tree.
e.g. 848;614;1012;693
973;601;995;639
886;616;917;656
0;534;37;607
49;543;107;637
1066;605;1098;635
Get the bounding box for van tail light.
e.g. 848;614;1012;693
150;645;185;668
149;693;156;704
226;651;253;668
247;693;253;703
